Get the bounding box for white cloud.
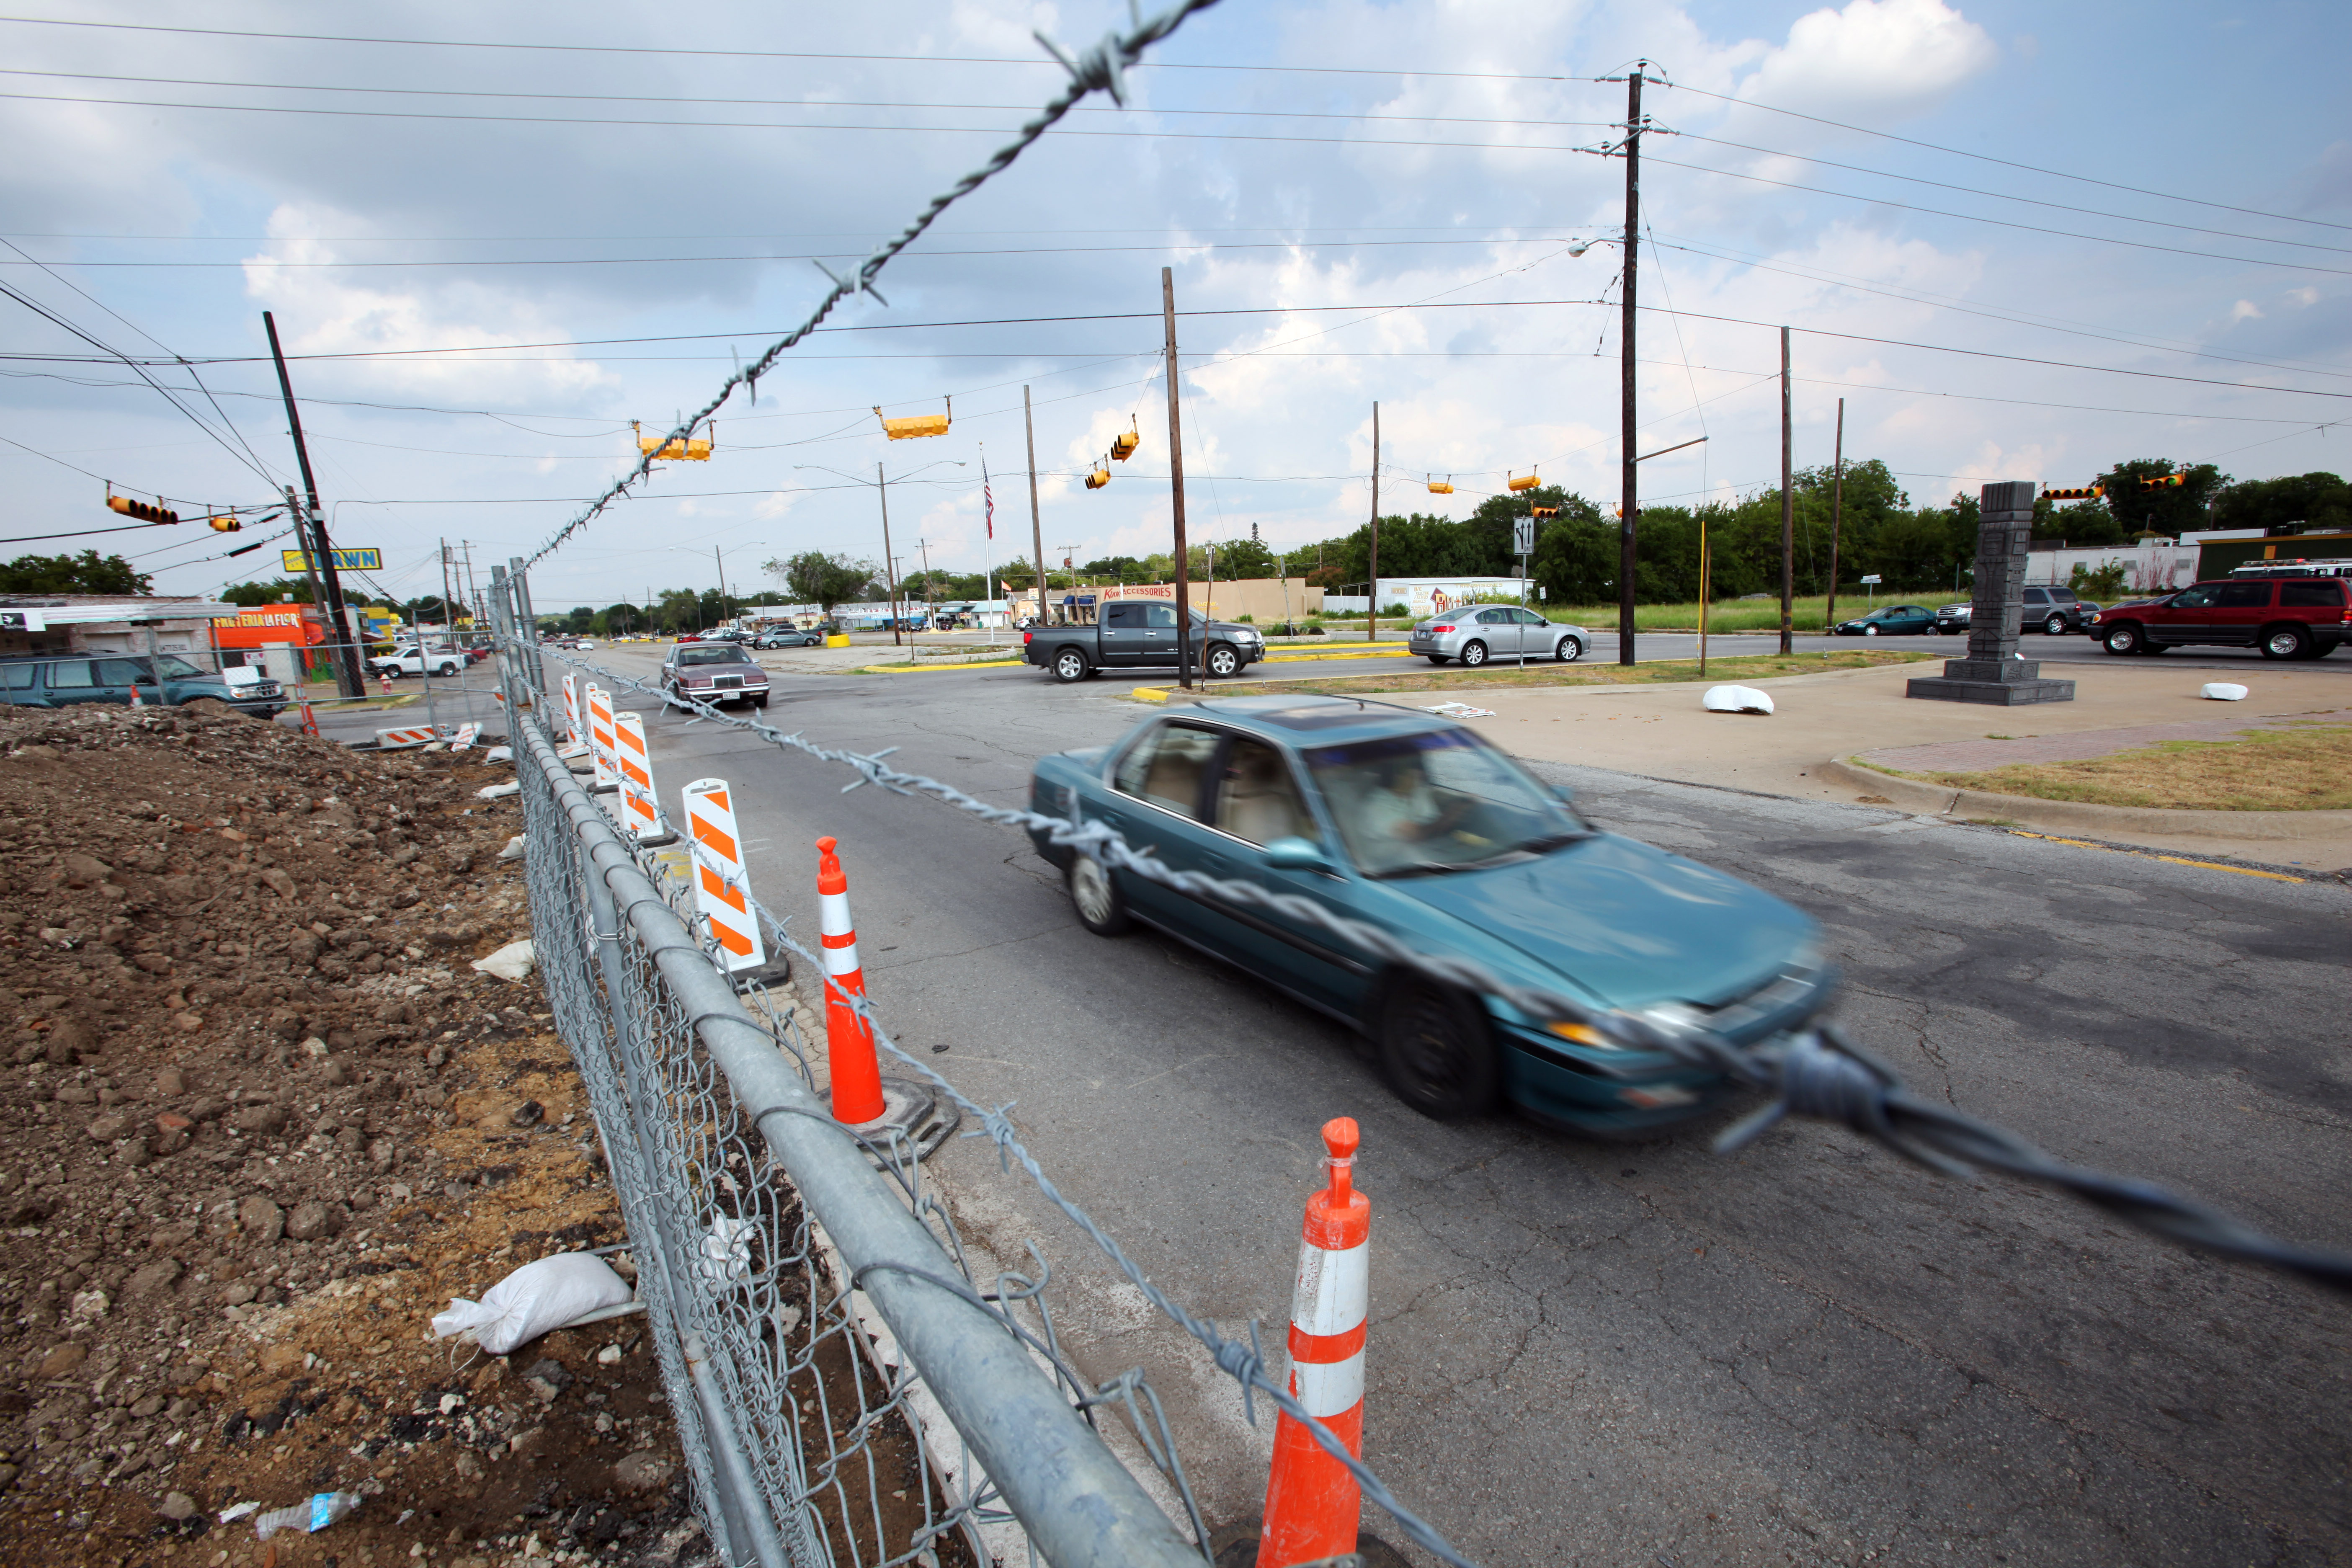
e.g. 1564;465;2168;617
2230;299;2264;322
1727;0;1999;132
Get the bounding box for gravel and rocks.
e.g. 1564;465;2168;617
0;704;712;1568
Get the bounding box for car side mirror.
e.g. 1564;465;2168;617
1263;836;1336;875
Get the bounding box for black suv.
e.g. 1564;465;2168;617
0;652;284;718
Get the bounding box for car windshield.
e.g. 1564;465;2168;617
155;654;205;679
1305;727;1586;877
677;646;750;666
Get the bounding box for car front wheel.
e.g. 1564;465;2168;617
2043;614;2067;635
1068;854;1130;936
2102;623;2143;656
2261;624;2313;660
1556;636;1583;663
1205;643;1241;678
1051;649;1089;683
1379;981;1498;1120
1460;639;1489;667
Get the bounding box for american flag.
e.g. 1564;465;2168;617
983;455;993;539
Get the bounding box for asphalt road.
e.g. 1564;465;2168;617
579;643;2350;1566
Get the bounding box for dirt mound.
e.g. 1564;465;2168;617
0;705;706;1567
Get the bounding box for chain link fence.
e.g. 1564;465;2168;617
502;651;1217;1568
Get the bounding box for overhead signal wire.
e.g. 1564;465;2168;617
1658;79;2352;236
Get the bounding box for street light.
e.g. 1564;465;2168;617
795;461;965;646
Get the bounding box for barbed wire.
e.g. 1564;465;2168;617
521;0;1222;571
535;640;2352;1300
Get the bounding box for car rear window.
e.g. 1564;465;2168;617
2;663;34;691
2281;581;2348;608
678;646;748;665
2214;582;2273;608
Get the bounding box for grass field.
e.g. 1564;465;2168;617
1875;723;2352;812
1304;594;1946;634
1187;647;1938;699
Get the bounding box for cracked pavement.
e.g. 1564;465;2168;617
598;648;2350;1567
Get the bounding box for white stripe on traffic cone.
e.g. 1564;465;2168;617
682;778;765;971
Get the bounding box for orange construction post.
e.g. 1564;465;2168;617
1257;1117;1371;1567
815;836;887;1124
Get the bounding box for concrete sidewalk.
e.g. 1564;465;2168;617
1430;660;2352;871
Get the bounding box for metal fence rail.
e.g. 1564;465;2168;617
504;670;1210;1568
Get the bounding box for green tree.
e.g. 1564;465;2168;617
2092;459;2228;537
597;602;642;635
220;576;313;606
772;552;877;617
1191;538;1279;579
2211;471;2352;534
0;550;152;594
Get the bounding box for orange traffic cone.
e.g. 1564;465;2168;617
1257;1117;1371;1567
815;837;887;1124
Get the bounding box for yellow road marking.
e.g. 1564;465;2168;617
2006;830;2306;882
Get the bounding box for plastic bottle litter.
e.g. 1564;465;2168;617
254;1491;361;1539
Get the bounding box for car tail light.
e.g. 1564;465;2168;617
1430;623;1454;632
1023;630;1033;645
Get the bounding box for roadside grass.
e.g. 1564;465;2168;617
1202;647;1937;698
1302;595;1945;634
1872;723;2352;811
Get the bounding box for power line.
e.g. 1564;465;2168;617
1658;79;2352;237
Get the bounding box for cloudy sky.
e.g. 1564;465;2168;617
3;0;2347;611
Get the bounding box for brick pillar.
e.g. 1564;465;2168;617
1906;480;2076;705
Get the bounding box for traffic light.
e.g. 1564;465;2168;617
2140;472;2184;489
2043;484;2104;500
1532;505;1560;520
106;494;179;525
207;516;241;532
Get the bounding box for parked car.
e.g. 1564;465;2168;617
1410;607;1586;666
1831;604;1936;636
367;644;464;678
2020;585;2096;634
755;628;824;649
660;641;770;709
1023;602;1265;682
1932;603;1970;635
1027;695;1833;1130
2090;576;2349;659
0;652;284;719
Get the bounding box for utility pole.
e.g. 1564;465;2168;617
1825;397;1846;631
1618;62;1647;668
1023;386;1047;628
1367;402;1380;642
1779;325;1795;654
284;485;330;677
712;545;731;626
1162;266;1194;688
877;462;902;647
264;311;363;697
440;540;457;639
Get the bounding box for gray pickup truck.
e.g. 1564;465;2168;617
1021;601;1266;682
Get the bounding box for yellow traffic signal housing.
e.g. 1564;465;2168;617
1531;505;1560;520
875;397;951;440
1110;416;1140;462
207;516;241;532
1084;461;1111;490
106;493;179;525
632;421;713;460
2140;472;2184;489
2043;484;2104;500
1506;469;1539;493
1427;474;1454;495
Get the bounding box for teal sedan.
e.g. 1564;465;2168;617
1832;604;1937;636
1026;696;1834;1131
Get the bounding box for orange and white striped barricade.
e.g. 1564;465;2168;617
1255;1117;1389;1568
375;725;437;749
583;683;620;795
683;778;766;973
562;672;581;743
451;721;479;751
612;713;673;844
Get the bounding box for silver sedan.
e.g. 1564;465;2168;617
1408;606;1587;666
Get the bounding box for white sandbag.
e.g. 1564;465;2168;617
497;834;526;861
476;782;521;800
431;1253;633;1355
1702;683;1774;715
472;939;535;981
2200;682;2249;701
483;745;515;764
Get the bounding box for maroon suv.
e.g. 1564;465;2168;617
2090;575;2350;659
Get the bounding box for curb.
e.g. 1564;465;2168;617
1817;757;2352;842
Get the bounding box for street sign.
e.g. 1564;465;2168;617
282;548;384;572
1512;516;1535;555
1860;574;1882;584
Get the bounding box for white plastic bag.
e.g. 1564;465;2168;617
431;1253;633;1355
472;939;535;981
2200;682;2249;701
1702;683;1774;715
